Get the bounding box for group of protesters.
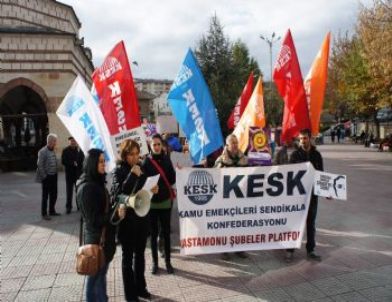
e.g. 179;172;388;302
35;127;324;302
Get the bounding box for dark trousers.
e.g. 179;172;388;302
41;174;57;216
150;208;172;265
288;196;318;253
65;173;77;211
121;236;148;301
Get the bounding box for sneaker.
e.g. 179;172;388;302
42;215;51;221
221;252;230;261
307;251;322;261
166;263;174;274
285;251;294;263
235;251;248;259
66;209;71;214
151;264;158;275
137;289;151;299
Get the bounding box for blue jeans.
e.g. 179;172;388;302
86;263;109;302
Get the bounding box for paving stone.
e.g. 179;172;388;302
29;262;60;276
0;291;18;302
36;252;65;264
311;277;352;296
8;255;37;266
22;274;56;290
283;282;326;301
1;265;33;279
336;272;380;291
359;285;392;302
14;288;51;301
2;241;25;257
0;277;26;293
254;288;295;302
54;272;85;287
331;291;370;302
1;256;13;268
48;286;83;302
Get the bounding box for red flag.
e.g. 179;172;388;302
273;29;310;142
227;72;254;129
92;41;141;135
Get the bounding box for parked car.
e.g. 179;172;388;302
376;108;392;122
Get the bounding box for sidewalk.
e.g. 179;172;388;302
1;144;392;301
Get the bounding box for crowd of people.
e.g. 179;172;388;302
35;128;325;301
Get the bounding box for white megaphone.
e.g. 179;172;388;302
122;190;151;217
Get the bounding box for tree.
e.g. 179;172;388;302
357;0;392;107
195;15;261;135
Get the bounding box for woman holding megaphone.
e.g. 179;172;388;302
111;139;158;302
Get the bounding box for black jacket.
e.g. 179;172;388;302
61;146;84;178
142;153;176;203
76;175;116;262
111;161;150;242
289;145;323;171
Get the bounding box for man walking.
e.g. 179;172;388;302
61;137;84;214
286;128;324;262
36;133;60;220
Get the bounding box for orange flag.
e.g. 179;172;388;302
304;32;331;136
233;76;266;152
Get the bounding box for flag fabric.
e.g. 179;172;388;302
167;49;224;164
56;76;116;172
91;40;148;155
304;32;331;136
273;29;310;143
227;72;254;129
233;76;266;152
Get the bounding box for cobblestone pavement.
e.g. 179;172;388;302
1;144;392;301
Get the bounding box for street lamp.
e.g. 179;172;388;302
260;32;281;92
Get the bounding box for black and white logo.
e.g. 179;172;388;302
184;170;217;205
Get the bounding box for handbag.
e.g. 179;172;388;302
76;191;109;276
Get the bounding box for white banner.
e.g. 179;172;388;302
110;126;149;156
170;151;194;168
314;171;347;200
176;163;315;255
156;115;178;134
56;76;116;172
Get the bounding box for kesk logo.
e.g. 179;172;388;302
184;170;217;205
170;64;193;91
98;56;122;81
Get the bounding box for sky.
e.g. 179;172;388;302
61;0;371;81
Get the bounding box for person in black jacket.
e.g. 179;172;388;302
76;148;116;302
142;133;176;275
62;137;84;214
286;128;324;263
111;139;158;302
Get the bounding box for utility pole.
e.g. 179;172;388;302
260;32;281;93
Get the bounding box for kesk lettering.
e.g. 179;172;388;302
223;170;307;199
182;89;210;145
108;81;127;132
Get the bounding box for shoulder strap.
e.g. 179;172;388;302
149;156;175;200
79;216;83;246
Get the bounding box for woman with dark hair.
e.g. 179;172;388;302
111;139;158;302
142;133;176;275
76;148;116;302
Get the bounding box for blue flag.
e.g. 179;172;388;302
167;49;223;164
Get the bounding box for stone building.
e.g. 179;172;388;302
135;78;173;98
0;0;94;170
